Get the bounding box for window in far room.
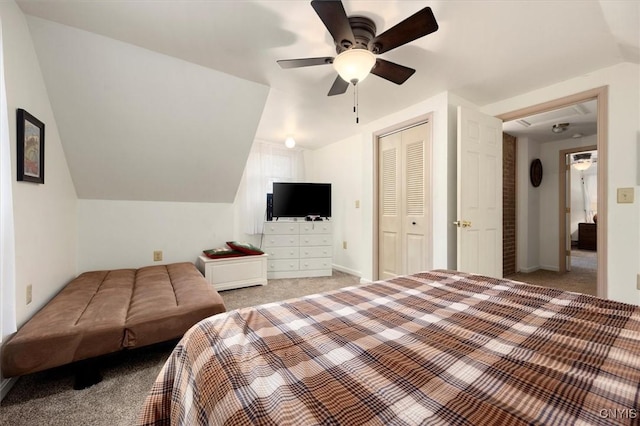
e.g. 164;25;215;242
240;141;305;235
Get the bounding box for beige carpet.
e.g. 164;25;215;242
0;271;361;426
508;249;597;296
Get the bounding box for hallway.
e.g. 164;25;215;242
508;249;597;296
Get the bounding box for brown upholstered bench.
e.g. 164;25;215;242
1;262;225;388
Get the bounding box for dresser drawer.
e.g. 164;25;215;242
300;234;332;246
300;222;332;234
263;222;299;235
300;246;332;259
268;259;299;272
264;247;299;259
263;235;299;247
299;258;332;271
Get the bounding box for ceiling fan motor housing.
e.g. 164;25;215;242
336;16;377;53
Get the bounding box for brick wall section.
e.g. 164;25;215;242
503;133;517;276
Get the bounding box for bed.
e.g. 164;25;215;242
137;270;640;425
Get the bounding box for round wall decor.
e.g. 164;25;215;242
530;159;543;187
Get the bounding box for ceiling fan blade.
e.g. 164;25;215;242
311;0;355;49
370;59;415;85
369;7;438;54
277;57;334;69
328;75;349;96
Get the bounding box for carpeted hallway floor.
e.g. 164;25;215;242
508;249;598;296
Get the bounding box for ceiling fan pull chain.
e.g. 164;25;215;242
354;83;359;124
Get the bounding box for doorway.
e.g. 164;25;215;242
498;87;607;298
561;146;597;273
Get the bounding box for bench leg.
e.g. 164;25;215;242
73;358;103;390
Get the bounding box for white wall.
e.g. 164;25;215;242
516;137;541;272
308;91;455;281
77;200;235;272
482;62;640;303
306;134;363;276
537;135;596;271
0;1;77;329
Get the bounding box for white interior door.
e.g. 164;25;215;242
402;124;431;275
379;131;402;280
379;122;431;279
456;107;503;278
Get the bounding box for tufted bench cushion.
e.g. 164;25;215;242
1;262;225;378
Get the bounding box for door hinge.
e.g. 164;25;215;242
566;250;571;256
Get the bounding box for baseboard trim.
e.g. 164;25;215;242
0;376;18;401
519;266;540;273
540;265;560;272
332;264;361;278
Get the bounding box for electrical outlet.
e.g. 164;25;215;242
355;200;360;209
26;284;32;305
342;241;347;249
153;250;163;262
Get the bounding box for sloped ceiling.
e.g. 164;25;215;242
17;0;639;202
26;15;269;202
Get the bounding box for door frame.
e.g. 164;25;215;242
372;113;433;281
497;86;608;298
559;145;597;272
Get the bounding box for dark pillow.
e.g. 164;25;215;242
226;241;264;255
203;247;246;259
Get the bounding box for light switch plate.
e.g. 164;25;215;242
617;188;634;203
637;273;640;290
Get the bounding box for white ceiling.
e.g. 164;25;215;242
15;0;639;201
503;100;598;143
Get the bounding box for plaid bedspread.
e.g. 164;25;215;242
137;270;640;425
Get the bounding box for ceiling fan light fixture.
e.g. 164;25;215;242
572;153;592;171
333;49;376;84
572;159;592;171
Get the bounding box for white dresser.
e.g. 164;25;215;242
263;221;333;279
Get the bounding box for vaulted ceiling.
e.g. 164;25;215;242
16;0;639;202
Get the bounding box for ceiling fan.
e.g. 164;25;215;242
277;0;439;96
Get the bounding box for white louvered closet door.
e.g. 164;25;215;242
378;121;431;279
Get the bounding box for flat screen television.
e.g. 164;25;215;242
272;182;331;219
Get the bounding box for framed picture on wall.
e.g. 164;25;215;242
17;108;45;184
